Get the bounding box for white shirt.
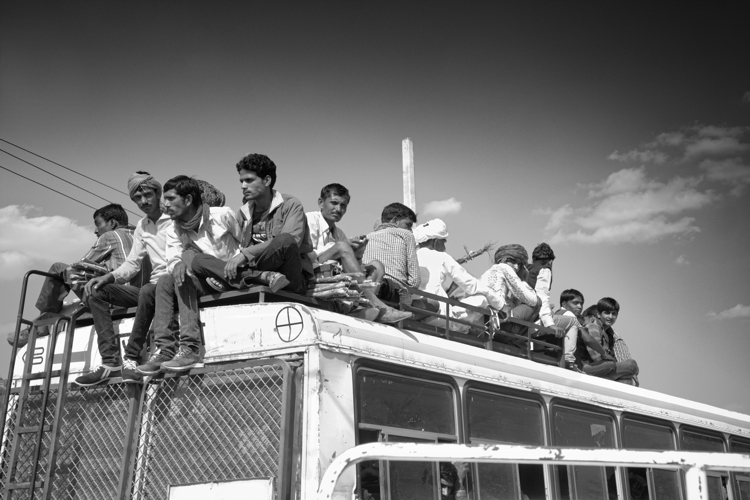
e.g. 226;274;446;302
534;268;555;328
112;213;173;284
417;247;498;314
480;263;538;311
305;210;348;267
166;207;242;273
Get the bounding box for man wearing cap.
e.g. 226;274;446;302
479;244;539;342
77;171;174;386
413;219;501;332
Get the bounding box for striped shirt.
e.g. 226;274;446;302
362;224;420;297
81;226;136;272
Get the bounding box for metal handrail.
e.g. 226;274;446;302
317;442;750;500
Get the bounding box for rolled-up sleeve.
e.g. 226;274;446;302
165;225;183;274
535;268;554;327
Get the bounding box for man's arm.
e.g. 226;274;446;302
535;268;554;328
445;255;481;295
501;265;538;306
80;233;116;266
580;325;615;361
404;231;420;288
111;223;147;283
165;224;189;285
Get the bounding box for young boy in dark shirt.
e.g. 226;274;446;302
581;298;639;384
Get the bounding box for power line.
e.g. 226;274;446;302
0;137;128;196
0;148;140;217
0;164;99;211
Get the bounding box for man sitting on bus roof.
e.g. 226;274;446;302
7;203;136;349
413;218;501;332
362;202;420;307
306;183;411;323
479;244;539;343
76;172;175;386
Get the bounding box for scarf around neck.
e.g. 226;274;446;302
175;204;212;253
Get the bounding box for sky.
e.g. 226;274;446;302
1;2;749;413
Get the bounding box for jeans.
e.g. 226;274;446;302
153;273;202;354
192;233;307;295
583;359;639;382
88;283;174;366
35;262;80;313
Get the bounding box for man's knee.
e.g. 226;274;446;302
621;359;639;376
138;283;157;306
49;262;68;274
275;233;298;251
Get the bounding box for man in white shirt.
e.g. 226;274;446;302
413;219;501;332
76;172;173;386
138;175;243;374
306;183;410;323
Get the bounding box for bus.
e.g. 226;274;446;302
2;275;750;500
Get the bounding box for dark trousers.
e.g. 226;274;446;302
192;233;307;295
88;282;171;366
35;262;80;313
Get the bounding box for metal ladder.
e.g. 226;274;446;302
1;270;86;499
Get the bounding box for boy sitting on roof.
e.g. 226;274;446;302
413;218;501;332
7;203;136;349
480;244;539;343
581;298;640;384
306;183;410;323
362;202;420;308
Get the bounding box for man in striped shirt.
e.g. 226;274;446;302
8;203;135;347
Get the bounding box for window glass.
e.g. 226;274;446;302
387;435;435;500
622;418;676;450
476;463;520;499
730;437;750;454
358;371;455;435
738;478;750;500
467;390;544;445
706;476;724;500
680;429;725;452
552;405;615;448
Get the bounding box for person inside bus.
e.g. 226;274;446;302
412;218;501;332
306;183;411;323
479;244;539;343
580;298;640;384
362;202;420;308
6;203;136;350
77;172;175;386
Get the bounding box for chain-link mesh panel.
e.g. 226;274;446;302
1;393;20;495
48;383;134;500
132;363;288;500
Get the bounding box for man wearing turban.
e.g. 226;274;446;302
77;171;175;386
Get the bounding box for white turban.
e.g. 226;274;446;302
413;219;449;244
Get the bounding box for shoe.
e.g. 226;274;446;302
74;364;122;387
137;348;174;375
122;359;143;383
161;346;202;372
376;307;413;324
565;362;585;374
206;277;229;293
261;272;290;293
6;328;31;348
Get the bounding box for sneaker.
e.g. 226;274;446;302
6;328;31;348
74;364;122;387
260;271;290;293
161;346;202;372
122;359;143;383
137;348;174;375
376;307;413;324
206;277;229;293
565;362;585;374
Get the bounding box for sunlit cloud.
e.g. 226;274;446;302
674;254;689;266
422;197;462;217
699;157;750;196
0;205;94;281
539;167;715;245
708;304;750;320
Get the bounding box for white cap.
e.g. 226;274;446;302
413;219;449;244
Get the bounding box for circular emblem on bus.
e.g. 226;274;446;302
275;306;304;342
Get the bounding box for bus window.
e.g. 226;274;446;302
622;417;681;500
467;389;545;500
356;369;458;500
680;428;727;500
551;404;617;500
730;438;750;500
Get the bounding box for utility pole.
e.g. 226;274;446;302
402;138;416;211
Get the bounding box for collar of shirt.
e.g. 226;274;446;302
241;189;284;222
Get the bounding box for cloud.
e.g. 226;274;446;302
674;254;689;266
608;124;750;164
540;167;715;245
0;205;94;281
422;197;462;217
708;304;750;320
699;157;750;196
743;91;750;104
